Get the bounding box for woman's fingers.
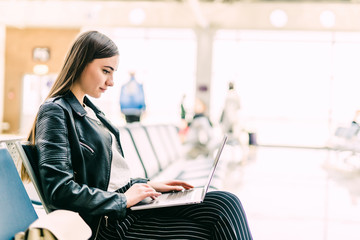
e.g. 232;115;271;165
168;180;194;189
181;182;194;189
147;180;195;192
124;183;161;208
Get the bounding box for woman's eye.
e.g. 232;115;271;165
103;69;110;74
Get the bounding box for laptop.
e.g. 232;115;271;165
130;135;227;211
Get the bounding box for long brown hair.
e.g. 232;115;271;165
22;31;119;181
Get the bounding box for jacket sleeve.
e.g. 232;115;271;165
36;102;128;219
131;178;149;185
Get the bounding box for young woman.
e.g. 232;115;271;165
25;30;253;239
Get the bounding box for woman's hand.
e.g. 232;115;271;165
147;180;194;193
124;183;161;208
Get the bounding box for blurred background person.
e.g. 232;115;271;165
180;94;187;122
220;81;242;145
184;98;217;159
120;71;146;123
178;94;189;143
352;109;360;126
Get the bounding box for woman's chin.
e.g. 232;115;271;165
88;93;102;99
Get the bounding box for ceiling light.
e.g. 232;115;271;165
320;10;335;28
129;8;146;25
270;9;288;28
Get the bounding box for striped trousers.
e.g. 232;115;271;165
96;191;253;240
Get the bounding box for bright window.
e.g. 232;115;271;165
212;30;360;147
87;28;197;127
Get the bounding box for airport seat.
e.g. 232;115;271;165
144;124;212;173
2;140;42;207
159;124;226;176
125;123;162;179
0;144;38;240
161;124;223;169
327;124;360;156
143;124;174;170
119;127;147;178
14;141;51;214
159;124;184;160
124;123;225;189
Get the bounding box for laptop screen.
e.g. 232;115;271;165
203;135;227;194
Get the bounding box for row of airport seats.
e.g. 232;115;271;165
3;123;229;223
119;123;228;189
327;123;360;149
327;123;360;162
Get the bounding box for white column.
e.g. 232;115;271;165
194;27;214;115
0;25;5;133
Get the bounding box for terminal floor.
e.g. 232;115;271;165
224;146;360;240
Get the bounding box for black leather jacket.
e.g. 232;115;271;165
35;91;147;236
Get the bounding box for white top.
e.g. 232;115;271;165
84;105;130;192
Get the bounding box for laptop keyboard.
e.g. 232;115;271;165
166;190;194;201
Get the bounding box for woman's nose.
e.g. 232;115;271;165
106;77;114;87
